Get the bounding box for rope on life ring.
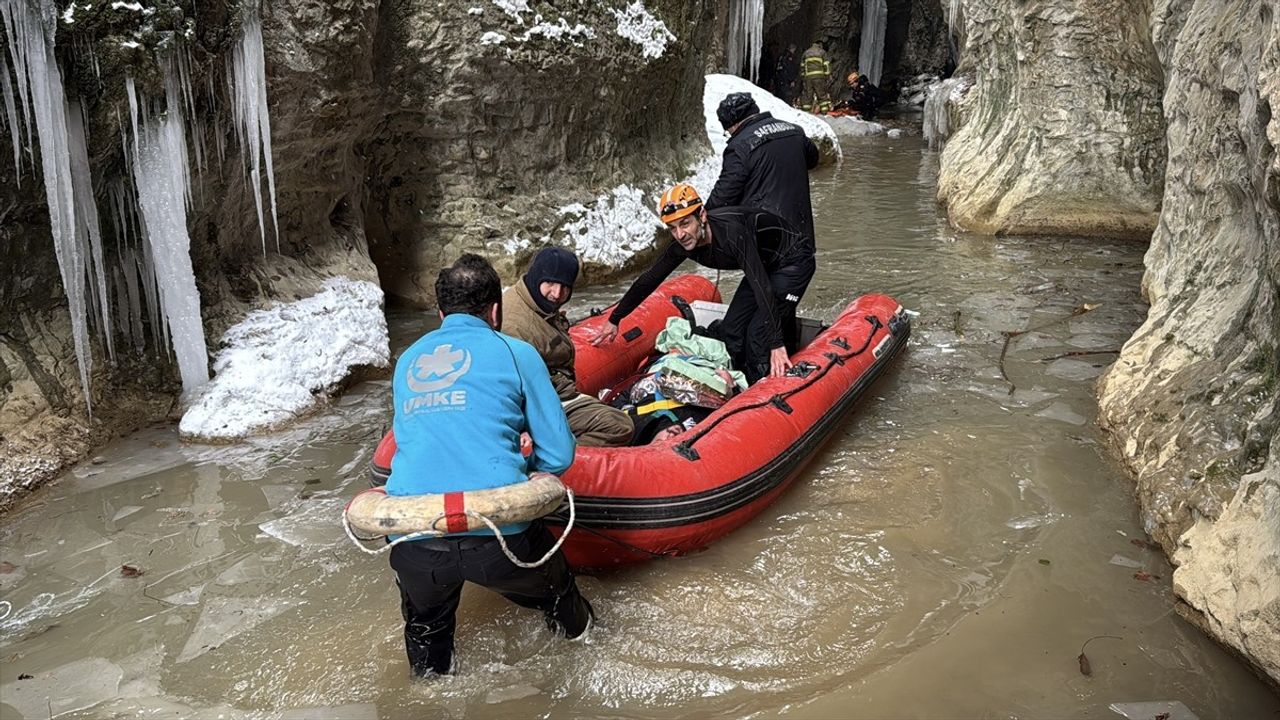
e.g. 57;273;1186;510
341;488;576;570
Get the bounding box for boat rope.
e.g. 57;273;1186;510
566;521;673;559
675;314;885;456
342;488;576;569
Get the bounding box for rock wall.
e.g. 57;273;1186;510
365;0;715;304
937;0;1277;687
0;0;719;510
1096;0;1279;687
936;0;1166;238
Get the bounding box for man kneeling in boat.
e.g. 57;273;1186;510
385;253;593;678
592;184;816;384
502;247;635;446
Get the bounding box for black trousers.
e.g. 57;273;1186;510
388;521;592;676
721;257;816;384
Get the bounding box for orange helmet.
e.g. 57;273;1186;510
657;183;702;224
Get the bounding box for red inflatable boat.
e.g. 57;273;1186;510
369;275;910;569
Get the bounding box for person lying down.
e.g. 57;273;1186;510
612;317;748;445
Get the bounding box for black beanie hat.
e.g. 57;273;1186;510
717;92;760;130
523;247;579;313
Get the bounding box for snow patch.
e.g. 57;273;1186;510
179;278;390;440
611;1;675;60
480;31;505;45
824;115;888;137
486;0;594;45
520;18;594;43
491;0;530;23
702;74;838;158
468;7;485;15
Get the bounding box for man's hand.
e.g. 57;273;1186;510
592;321;619;347
769;346;793;378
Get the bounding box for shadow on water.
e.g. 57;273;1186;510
0;135;1277;719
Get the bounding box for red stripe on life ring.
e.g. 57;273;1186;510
443;492;468;534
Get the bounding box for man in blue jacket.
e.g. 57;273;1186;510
386;253;591;678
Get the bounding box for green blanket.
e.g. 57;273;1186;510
650;318;748;396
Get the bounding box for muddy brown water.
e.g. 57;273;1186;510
2;131;1278;720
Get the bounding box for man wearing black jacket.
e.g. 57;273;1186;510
706;92;820;243
592;184;815;384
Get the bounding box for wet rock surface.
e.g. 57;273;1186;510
937;0;1166;238
1096;0;1280;687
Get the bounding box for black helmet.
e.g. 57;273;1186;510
717;92;760;130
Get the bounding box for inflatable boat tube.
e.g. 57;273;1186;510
345;472;565;537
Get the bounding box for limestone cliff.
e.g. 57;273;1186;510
1096;0;1279;686
936;0;1166;238
938;0;1277;687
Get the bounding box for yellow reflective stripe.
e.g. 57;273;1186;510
636;398;684;415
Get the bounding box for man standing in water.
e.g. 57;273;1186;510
502;247;634;446
707;92;819;243
592;184;816;384
800;40;833;112
386;254;592;678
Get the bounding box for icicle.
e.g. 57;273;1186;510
1;0;35;159
227;3;279;252
112;263;128;349
947;0;962;67
122;248;145;352
66;99;114;362
923;78;964;149
2;50;22;183
125;76;140;166
131;60;209;396
176;46;205;176
207;74;226;167
1;0;96;413
858;0;887;86
725;0;764;83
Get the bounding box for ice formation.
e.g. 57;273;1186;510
725;0;764;83
923;77;971;149
227;3;279;252
858;0;887;86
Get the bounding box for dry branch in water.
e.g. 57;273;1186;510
999;303;1100;394
1076;634;1122;677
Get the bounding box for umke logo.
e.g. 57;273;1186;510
403;344;472;414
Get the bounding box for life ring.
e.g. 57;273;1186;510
344;472;566;537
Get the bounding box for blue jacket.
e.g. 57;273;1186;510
386;313;576;536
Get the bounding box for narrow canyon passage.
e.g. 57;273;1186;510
0;129;1275;719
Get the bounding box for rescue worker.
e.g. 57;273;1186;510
707;92;819;243
771;43;799;105
386;253;592;678
502;247;634;446
800;40;832;113
592;184;816;384
833;70;881;119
